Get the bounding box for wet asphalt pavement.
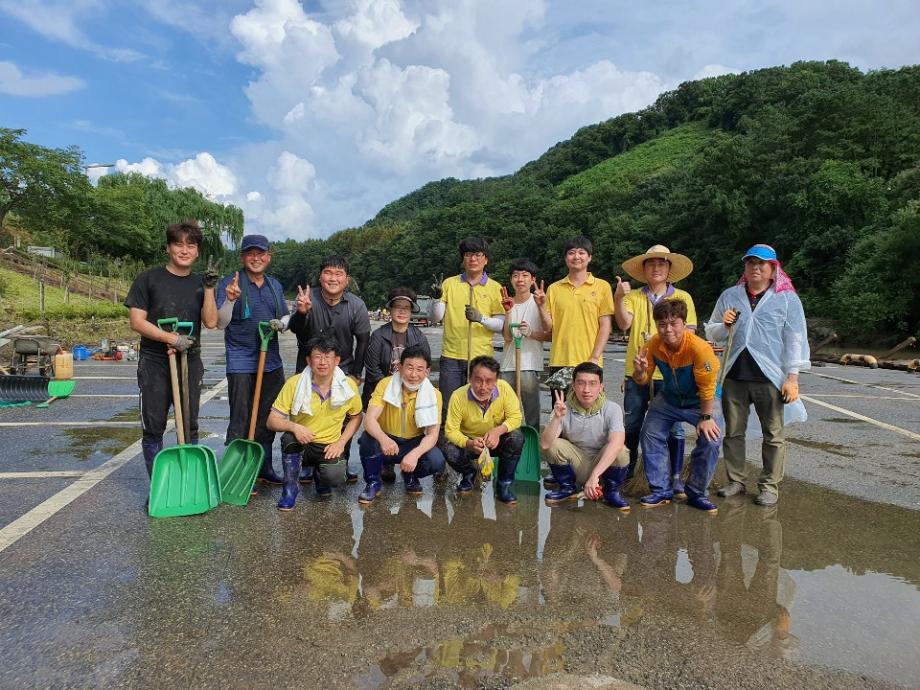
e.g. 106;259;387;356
0;325;918;689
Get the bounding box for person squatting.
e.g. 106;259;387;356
130;229;809;515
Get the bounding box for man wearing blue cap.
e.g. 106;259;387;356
705;244;810;506
216;234;290;488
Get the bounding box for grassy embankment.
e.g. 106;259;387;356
0;266;135;347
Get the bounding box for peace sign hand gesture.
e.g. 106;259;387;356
500;286;514;312
552;388;567;419
203;255;221;289
225;271;241;302
296;284;312;314
533;280;547;307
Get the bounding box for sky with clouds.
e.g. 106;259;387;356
2;0;919;242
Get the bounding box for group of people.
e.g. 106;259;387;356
126;223;810;515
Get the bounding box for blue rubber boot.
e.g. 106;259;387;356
602;466;630;512
456;471;476;495
277;453;302;511
544;464;578;504
403;471;423;495
496;456;519;504
687;494;719;513
669;437;686;499
639;491;673;508
141;440;163;478
358;454;383;504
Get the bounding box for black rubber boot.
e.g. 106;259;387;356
141;440;163;478
601;465;630;512
544;464;578;504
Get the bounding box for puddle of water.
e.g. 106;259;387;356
354;622;566;689
824;417;861;424
278;476;920;689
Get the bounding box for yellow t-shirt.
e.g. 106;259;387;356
440;274;504;360
368;376;443;439
546;273;615;367
272;374;362;444
445;379;523;448
622;287;697;378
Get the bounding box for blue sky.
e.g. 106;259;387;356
2;0;919;240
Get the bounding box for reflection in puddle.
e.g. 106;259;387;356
355;622;565;689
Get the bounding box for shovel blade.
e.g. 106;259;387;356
218;439;264;506
149;445;221;518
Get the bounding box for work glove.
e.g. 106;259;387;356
465;305;483;323
173;334;195;352
203;256;221;289
269;319;285;332
722;308;738;327
781;380;799;404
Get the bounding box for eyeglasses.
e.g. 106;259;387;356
463;252;485;259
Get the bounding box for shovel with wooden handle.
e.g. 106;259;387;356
466;281;475;379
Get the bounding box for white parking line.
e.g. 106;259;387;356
0;421;139;427
804;394;920;401
801;394;920;442
0;378;228;555
802;370;920;399
0;471;86;479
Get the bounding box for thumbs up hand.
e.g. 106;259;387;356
225;271;242;301
614;275;631;300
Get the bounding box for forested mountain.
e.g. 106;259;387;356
272;60;920;339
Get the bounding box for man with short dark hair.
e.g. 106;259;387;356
706;244;809;507
540;362;630;510
125;220;218;482
216;234;290;488
440;356;524;503
358;345;444;503
633;300;722;513
288;255;371;482
267;334;363;510
430;237;505;416
541;236;614;401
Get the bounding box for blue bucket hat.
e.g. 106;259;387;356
743;244;777;262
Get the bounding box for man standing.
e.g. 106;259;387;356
540;362;630;511
541;236;614;399
288;255;371;482
633;300;722;513
440;356;524;504
430;237;505;416
216;234;290;488
614;244;696;495
125;220;218;481
706;244;809;507
499;258;547;429
358;345;445;503
267;334;364;510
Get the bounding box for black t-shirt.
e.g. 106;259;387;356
727;286;770;383
125;266;204;359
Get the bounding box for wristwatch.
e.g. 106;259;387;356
699;414;712;421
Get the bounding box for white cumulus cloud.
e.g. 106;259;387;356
96;153;237;201
0;61;84;97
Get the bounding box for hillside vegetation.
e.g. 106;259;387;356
270;61;920;340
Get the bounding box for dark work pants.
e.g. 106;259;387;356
439;430;524;474
438;356;468;418
138;352;203;445
225;368;285;445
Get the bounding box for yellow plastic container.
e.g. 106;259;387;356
54;352;74;380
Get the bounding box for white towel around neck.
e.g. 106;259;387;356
382;373;439;429
291;365;355;416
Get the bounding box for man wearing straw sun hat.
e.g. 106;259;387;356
614;244;697;498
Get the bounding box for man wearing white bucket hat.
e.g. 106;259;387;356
614;244;697;498
705;244;810;507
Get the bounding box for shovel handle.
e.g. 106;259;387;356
168;350;185;445
176;321;195;336
719;323;735;387
157;317;178;331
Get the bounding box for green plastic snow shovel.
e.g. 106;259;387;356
504;322;541;483
218;321;274;505
148;318;221;518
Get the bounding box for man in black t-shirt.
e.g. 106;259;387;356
288;255;371;482
125;220;218;480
